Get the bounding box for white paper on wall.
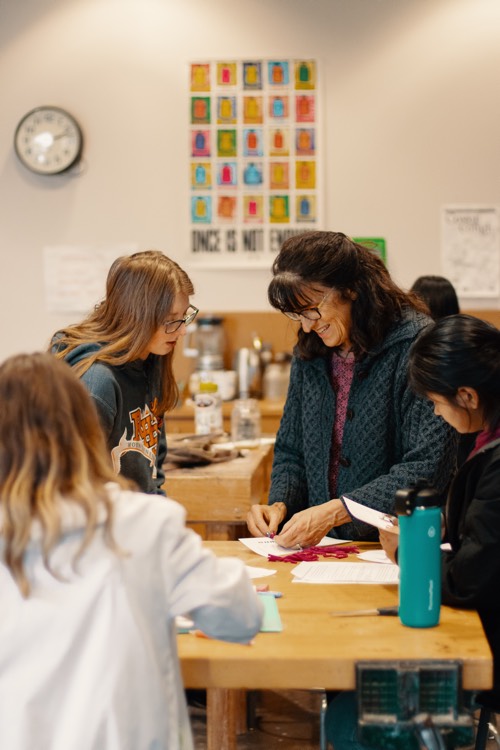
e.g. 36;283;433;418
43;244;138;313
441;206;500;297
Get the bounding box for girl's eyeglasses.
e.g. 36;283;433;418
164;305;199;333
283;290;332;322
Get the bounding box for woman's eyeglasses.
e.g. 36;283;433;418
163;305;199;333
283;290;332;322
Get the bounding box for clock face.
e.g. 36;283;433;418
14;106;83;175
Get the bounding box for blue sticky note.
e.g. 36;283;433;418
258;593;283;632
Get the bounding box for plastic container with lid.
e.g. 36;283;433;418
194;382;223;435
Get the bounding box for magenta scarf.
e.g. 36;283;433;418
469;426;500;459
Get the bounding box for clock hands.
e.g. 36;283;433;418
33;130;73;150
52;130;72;140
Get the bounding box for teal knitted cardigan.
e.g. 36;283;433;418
268;310;458;540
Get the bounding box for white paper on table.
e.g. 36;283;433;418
291;561;399;584
176;615;194;632
357;550;393;565
238;536;352;558
343;497;399;534
245;565;277;579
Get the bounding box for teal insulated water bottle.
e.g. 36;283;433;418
395;480;442;628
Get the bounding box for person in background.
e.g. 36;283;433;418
327;314;500;749
247;231;457;546
412;274;476;460
411;274;460;320
0;353;263;750
51;250;198;495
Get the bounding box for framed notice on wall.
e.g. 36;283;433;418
189;59;322;267
441;206;500;297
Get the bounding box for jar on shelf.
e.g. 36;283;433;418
263;363;289;400
231;399;261;445
194;382;223;435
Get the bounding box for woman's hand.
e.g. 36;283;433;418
379;528;399;564
274;499;350;549
246;502;287;538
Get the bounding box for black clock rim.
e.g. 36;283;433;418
14;105;83;175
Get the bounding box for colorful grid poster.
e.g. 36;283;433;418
189;59;321;265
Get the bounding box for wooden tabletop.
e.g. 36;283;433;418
179;541;493;692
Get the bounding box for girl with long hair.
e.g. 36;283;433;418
51;249;198;494
0;353;262;750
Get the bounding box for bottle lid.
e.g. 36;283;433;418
199;381;218;393
413;485;442;508
395;479;442;515
197;315;224;326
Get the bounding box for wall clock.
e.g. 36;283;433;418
14;106;83;175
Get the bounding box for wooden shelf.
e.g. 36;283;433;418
166;398;285;435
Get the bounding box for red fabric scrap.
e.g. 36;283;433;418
268;544;360;563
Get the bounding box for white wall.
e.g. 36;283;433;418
1;0;499;360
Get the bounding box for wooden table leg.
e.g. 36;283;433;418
234;689;248;735
206;688;237;750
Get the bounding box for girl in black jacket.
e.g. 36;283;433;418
400;313;500;708
328;314;500;749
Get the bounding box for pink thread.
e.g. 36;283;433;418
268;544;360;563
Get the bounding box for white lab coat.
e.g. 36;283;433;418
0;484;263;750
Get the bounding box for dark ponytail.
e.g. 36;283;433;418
408;314;500;431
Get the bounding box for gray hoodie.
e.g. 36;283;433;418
58;341;167;495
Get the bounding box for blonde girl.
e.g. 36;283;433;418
0;352;262;750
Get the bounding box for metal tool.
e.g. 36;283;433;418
330;606;399;617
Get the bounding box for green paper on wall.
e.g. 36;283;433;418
353;237;387;265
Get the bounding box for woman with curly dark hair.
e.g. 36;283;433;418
247;231;457;545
